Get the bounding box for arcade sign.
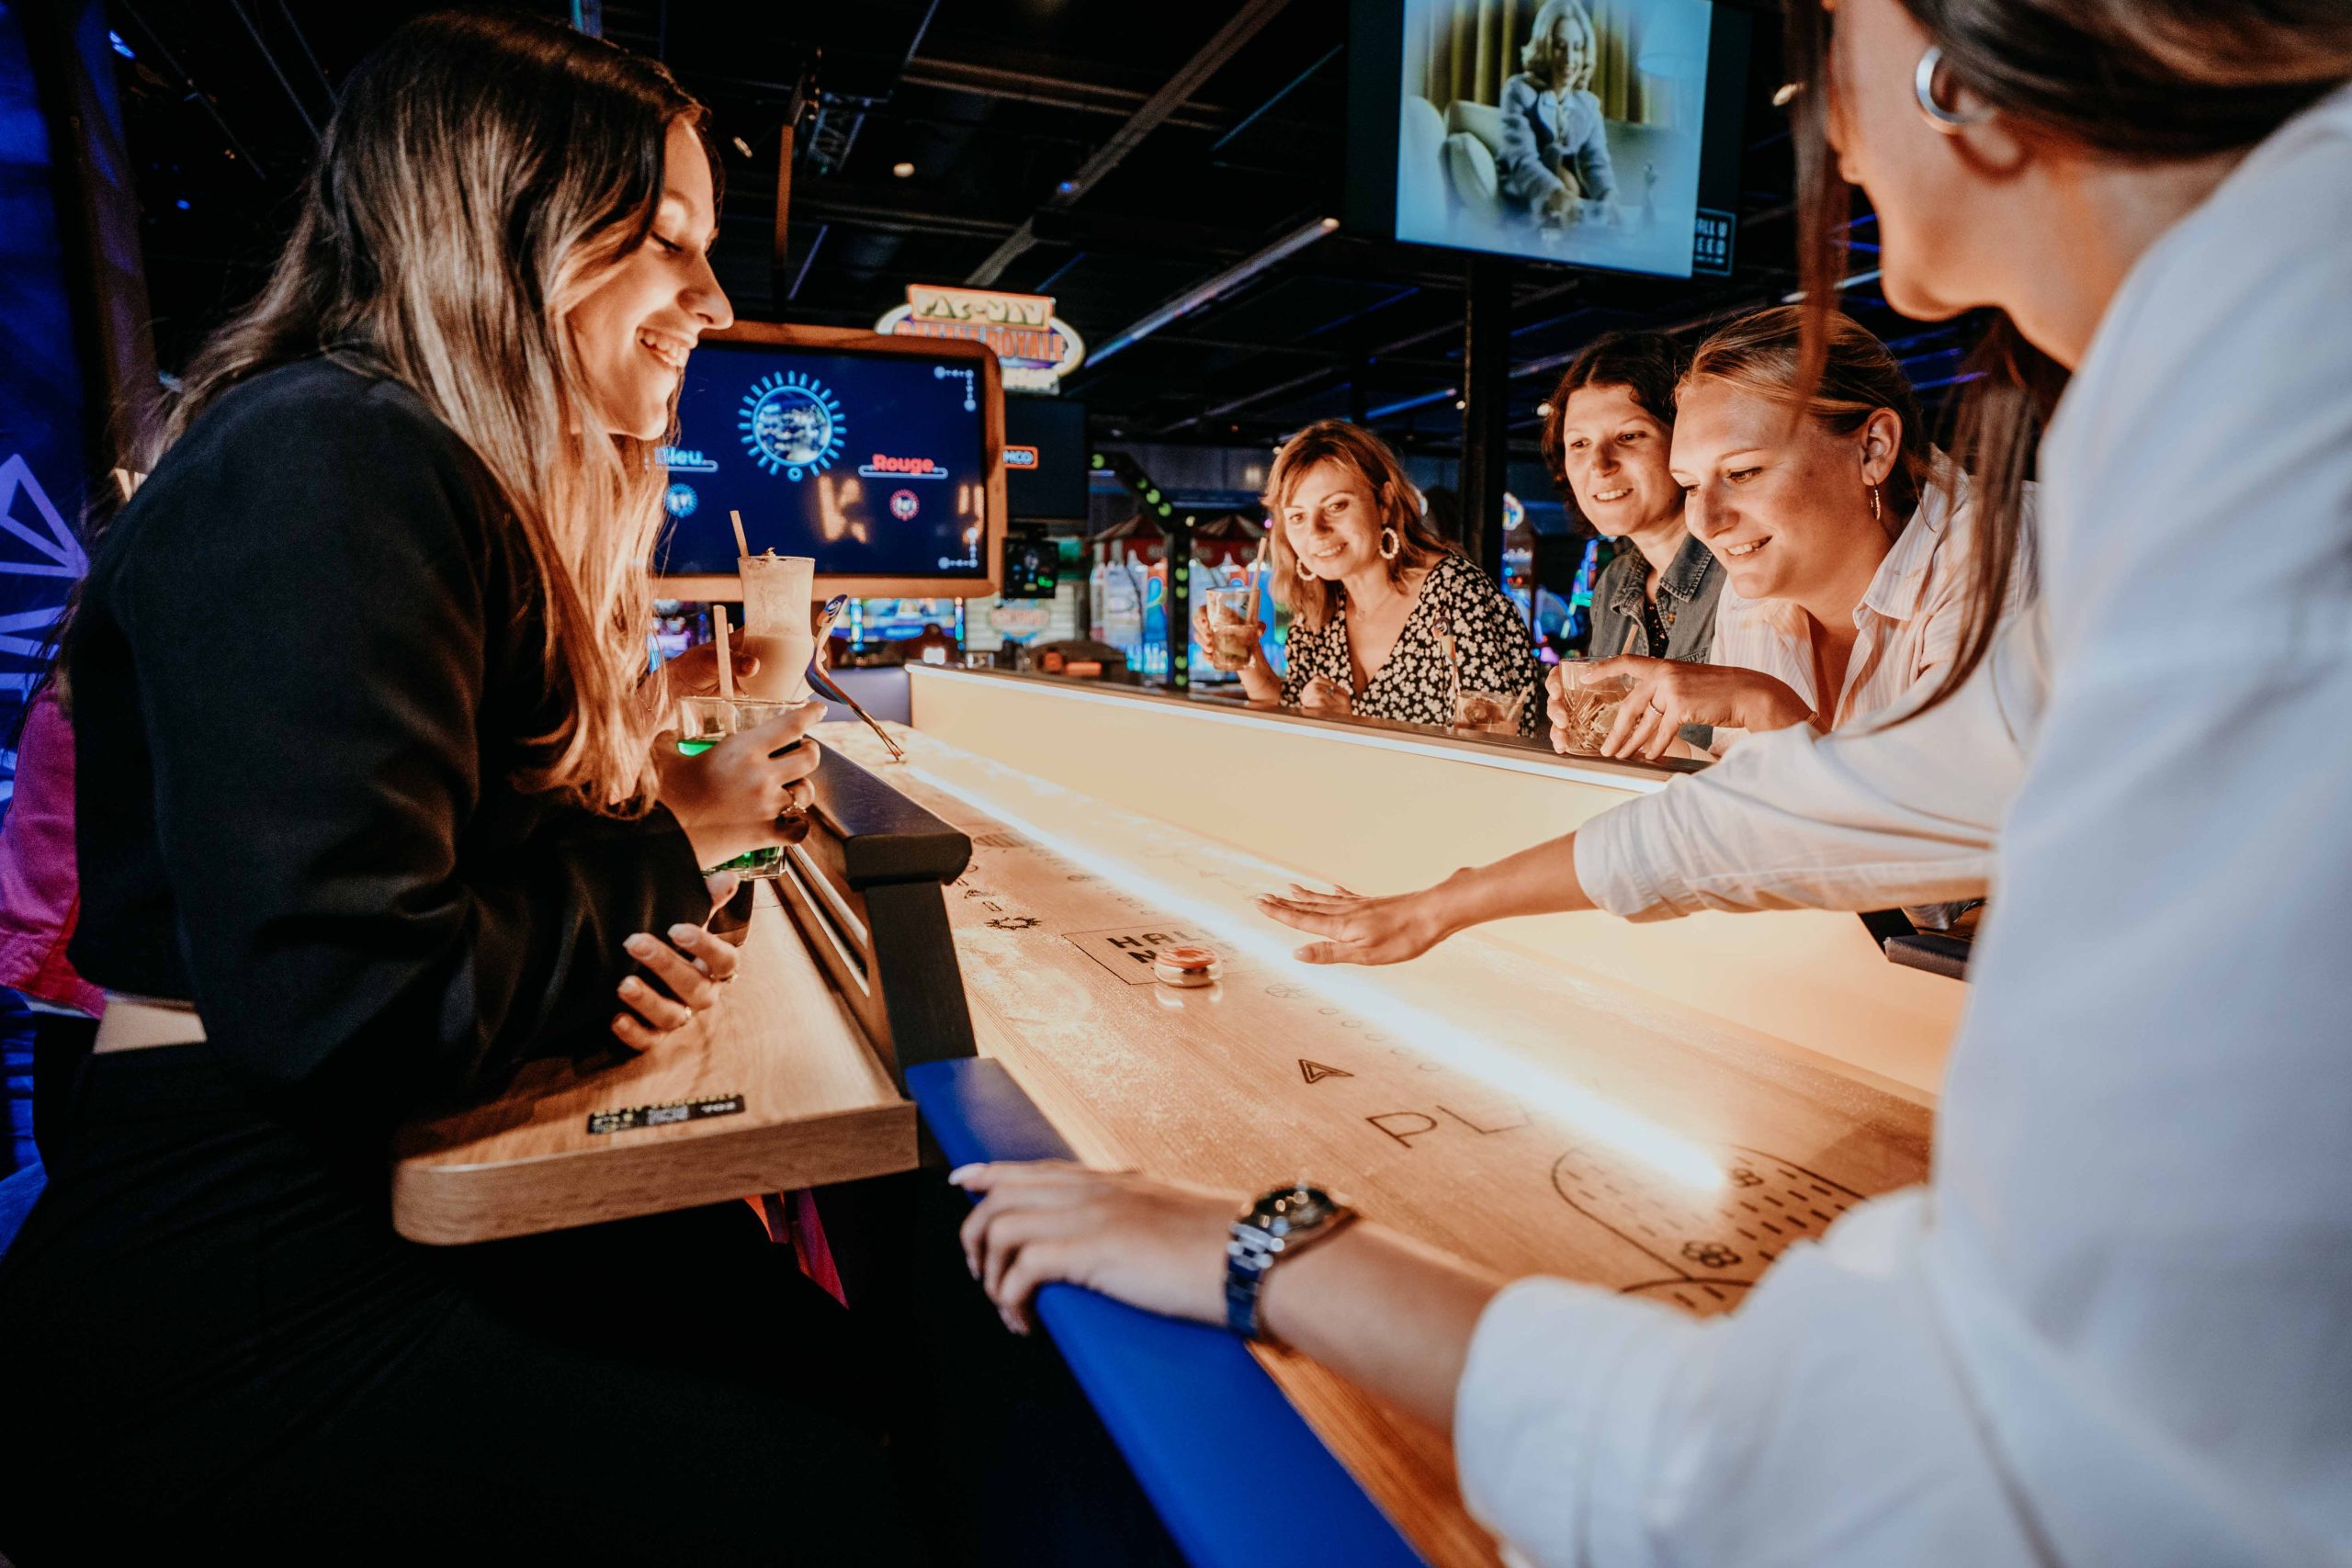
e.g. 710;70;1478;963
876;284;1087;395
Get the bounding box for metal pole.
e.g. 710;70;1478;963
1458;254;1511;576
1164;515;1193;690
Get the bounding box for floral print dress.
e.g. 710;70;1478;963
1279;554;1544;737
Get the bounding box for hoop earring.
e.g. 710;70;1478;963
1296;557;1316;581
1913;46;1992;134
1869;483;1883;524
1379;527;1401;562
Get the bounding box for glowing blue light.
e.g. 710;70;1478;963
109;29;135;59
175;198;190;211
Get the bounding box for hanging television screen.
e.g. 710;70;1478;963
651;324;1006;598
1003;395;1090;522
1347;0;1750;279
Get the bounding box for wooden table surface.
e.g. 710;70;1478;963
829;724;1933;1566
392;886;916;1245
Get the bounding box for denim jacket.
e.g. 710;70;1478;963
1587;534;1724;749
1589;532;1723;662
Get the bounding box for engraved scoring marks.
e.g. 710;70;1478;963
1551;1145;1866;1314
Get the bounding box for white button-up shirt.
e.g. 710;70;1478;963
1706;469;1978;738
1459;84;2352;1567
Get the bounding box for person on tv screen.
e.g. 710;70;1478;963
1499;0;1620;227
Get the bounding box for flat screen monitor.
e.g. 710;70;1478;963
1002;526;1059;599
651;324;1006;599
1347;0;1750;280
1002;396;1090;522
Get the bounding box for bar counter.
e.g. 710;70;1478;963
905;665;1965;1100
815;694;1939;1565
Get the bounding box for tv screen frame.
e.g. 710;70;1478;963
650;321;1009;602
1345;0;1751;280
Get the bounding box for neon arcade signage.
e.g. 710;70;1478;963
875;284;1087;394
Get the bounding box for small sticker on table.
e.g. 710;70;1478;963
587;1094;746;1135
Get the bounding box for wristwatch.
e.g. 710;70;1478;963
1225;1182;1356;1341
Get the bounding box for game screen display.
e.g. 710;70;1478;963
656;342;991;580
1352;0;1745;280
1002;526;1059;598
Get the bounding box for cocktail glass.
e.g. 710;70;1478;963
675;694;811;881
1203;584;1260;672
735;552;817;703
1451;687;1528;736
1555;671;1638;754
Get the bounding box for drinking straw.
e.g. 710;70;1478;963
713;604;736;702
729;508;752;561
808;663;908;764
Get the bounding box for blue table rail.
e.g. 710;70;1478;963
907;1057;1427;1568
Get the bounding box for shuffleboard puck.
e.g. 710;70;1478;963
1154;944;1224;987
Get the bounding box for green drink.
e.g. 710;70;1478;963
675;695;800;880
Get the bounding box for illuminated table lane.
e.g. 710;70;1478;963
824;723;1930;1565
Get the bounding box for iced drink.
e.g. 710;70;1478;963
1556;671;1638;754
1451;688;1527;735
1204;585;1259;672
736;551;817;703
675;694;809;879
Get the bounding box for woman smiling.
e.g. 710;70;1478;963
1206;419;1543;737
1558;307;2001;761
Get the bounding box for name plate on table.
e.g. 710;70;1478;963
390;743;977;1246
585;1095;748;1135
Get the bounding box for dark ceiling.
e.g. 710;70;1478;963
107;0;1977;461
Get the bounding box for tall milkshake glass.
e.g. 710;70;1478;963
736;552;817;703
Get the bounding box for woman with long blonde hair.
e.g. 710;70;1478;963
0;15;914;1562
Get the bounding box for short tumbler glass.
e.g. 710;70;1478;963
1555;671;1639;754
1202;584;1261;672
675;694;807;881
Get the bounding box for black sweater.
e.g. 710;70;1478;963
66;355;708;1117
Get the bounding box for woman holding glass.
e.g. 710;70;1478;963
1199;419;1544;737
0;16;912;1563
1555;305;2002;761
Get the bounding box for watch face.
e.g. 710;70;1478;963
1252;1184;1341;1237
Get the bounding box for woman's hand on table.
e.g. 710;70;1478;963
1555;656;1812;761
954;1161;1506;1432
654;698;824;865
612;872;743;1050
952;1161;1238;1335
1297;674;1354;717
1256;879;1457;966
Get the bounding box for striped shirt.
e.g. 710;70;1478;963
1706;471;1984;744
